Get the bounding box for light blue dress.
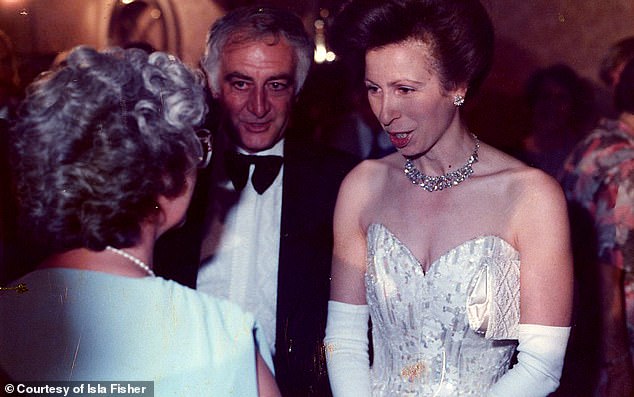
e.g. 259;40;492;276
0;268;272;396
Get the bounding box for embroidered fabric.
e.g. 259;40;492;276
466;246;520;339
365;223;520;396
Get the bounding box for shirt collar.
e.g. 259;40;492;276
237;138;285;157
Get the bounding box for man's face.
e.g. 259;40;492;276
213;37;296;153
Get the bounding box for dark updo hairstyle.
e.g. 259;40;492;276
10;46;207;255
615;57;634;115
331;0;494;95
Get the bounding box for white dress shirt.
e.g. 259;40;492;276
197;139;284;355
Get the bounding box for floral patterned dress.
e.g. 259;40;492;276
560;118;634;359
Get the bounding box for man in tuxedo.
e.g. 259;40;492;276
154;6;357;396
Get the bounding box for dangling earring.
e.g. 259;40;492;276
453;95;465;107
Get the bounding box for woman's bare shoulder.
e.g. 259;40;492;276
475;142;566;210
480;142;560;188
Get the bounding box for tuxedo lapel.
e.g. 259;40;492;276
277;141;305;327
277;140;334;318
273;138;357;396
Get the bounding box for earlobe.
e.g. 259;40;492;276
154;198;169;228
154;195;183;235
452;86;468;107
155;174;195;235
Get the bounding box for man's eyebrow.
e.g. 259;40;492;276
224;72;294;83
266;73;294;83
224;72;253;82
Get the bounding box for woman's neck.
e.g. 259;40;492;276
38;245;154;278
37;219;161;277
411;129;478;177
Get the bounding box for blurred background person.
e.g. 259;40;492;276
560;56;634;397
595;36;634;120
0;45;279;397
514;63;595;178
600;36;634;92
295;60;394;160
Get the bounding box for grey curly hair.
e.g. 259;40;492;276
10;46;208;254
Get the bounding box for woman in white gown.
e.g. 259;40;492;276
324;0;573;396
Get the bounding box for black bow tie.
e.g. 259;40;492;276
225;151;284;194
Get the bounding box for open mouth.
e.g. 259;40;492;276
388;131;412;148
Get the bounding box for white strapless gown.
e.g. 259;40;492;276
365;223;520;396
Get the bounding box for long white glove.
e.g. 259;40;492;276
488;324;571;397
324;300;371;397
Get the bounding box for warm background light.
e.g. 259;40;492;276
0;0;25;5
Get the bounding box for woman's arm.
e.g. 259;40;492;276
330;163;372;305
256;351;281;397
325;163;374;397
515;172;573;327
489;171;574;396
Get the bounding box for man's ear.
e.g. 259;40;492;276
210;86;221;99
200;64;220;99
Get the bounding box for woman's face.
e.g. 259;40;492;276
364;40;463;157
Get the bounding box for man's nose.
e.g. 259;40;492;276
247;86;270;117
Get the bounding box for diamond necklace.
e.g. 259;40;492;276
106;246;155;277
404;133;479;192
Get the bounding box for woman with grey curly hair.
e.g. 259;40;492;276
0;46;280;396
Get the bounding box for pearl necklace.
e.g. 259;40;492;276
106;246;155;277
404;134;479;192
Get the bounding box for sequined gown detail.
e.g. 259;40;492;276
365;223;519;396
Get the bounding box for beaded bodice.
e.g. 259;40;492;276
365;223;519;396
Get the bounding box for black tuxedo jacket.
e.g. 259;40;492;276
154;136;358;396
